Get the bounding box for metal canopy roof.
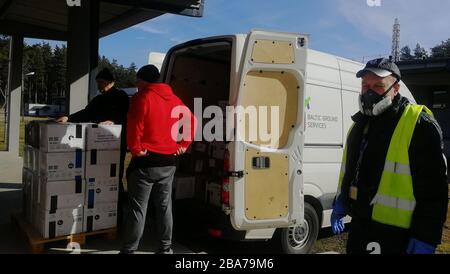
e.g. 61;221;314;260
398;58;450;73
0;0;204;40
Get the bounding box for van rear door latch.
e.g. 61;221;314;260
226;171;244;178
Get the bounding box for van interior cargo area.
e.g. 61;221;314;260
166;41;233;235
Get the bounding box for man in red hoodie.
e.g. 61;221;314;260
121;65;196;254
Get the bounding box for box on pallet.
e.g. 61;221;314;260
39;150;85;181
22;168;34;224
205;181;222;207
35;206;83;239
85;150;120;179
38;176;85;211
24;145;42;172
26;121;86;152
31;171;40;208
86;124;122;150
83;203;117;232
85;177;119;208
25;121;40;148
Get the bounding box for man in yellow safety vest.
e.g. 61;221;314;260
331;58;448;254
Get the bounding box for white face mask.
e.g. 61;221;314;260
359;81;397;116
359;93;393;116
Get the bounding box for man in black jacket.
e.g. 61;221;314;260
56;68;130;233
331;58;448;254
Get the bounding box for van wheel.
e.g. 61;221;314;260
280;203;319;254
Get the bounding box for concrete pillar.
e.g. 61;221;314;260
6;36;23;156
0;36;24;183
66;0;99;114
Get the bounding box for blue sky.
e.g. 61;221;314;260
28;0;450;68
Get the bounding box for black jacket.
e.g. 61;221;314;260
68;87;129;125
341;95;448;253
68;87;130;182
68;87;129;150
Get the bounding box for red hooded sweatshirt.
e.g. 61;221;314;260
127;83;197;156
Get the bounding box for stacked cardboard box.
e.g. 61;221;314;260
22;121;121;238
24;121;86;238
173;139;228;205
205;181;222;207
84;124;121;232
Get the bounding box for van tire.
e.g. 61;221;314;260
280;203;319;254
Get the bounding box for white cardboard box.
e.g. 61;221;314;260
85;150;120;180
38;177;85;211
23;145;32;170
24;146;40;172
38;122;86;152
205;182;222;207
31;170;40;207
86;124;122;150
22;168;34;224
25;121;40;148
174;176;196;200
85;177;119;207
39;150;85;182
35;206;83;239
83;203;117;232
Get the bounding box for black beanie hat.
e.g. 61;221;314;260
136;65;160;83
96;68;115;82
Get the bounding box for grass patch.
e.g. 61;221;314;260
313;233;348;254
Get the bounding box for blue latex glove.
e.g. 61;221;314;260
330;197;346;235
406;238;436;254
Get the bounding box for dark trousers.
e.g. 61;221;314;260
117;146;127;233
346;219;409;254
122;165;176;252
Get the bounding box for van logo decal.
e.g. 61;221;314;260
305;97;312;110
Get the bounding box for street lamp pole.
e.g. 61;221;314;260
21;71;35;116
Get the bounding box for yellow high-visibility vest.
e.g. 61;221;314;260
337;104;433;229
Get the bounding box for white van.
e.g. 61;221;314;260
158;30;416;254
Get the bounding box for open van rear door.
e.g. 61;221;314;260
230;30;308;230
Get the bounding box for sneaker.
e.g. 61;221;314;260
156;248;173;254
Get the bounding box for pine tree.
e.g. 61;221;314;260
51;45;67;100
400;46;413;61
431;39;450;58
413;43;428;60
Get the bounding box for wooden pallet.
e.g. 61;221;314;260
11;212;117;254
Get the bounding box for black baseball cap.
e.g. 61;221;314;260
136;65;160;83
356;58;401;81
